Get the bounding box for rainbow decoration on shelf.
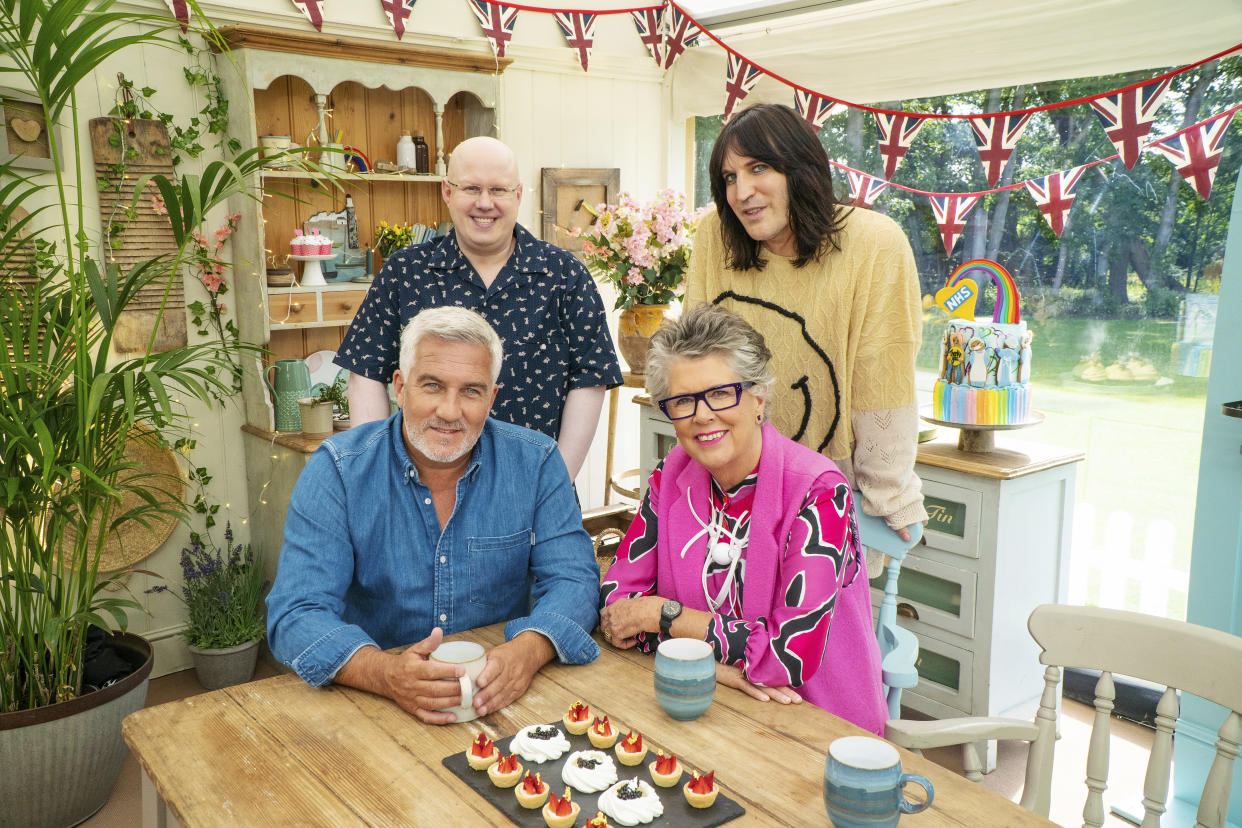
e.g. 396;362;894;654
941;259;1021;324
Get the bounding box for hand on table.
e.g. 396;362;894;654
715;663;803;705
473;631;554;717
598;595;662;648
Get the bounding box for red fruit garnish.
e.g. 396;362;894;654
689;770;715;794
521;771;545;794
547;789;574;816
496;754;519;773
567;702;589;722
586;812;610;827
620;731;643;752
471;732;495;757
592;715;612;735
654;750;678;774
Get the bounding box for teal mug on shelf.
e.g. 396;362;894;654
264;358;311;432
653;637;716;721
823;736;933;827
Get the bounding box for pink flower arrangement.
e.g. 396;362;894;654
572;189;708;310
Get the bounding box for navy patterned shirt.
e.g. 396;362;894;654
336;223;623;439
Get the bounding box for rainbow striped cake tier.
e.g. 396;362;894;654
933;382;1031;425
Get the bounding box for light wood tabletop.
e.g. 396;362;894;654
123;624;1054;826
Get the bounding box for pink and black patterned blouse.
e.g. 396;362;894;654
600;460;862;689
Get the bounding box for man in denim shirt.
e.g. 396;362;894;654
267;307;600;723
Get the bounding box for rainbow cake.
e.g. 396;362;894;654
932;259;1032;425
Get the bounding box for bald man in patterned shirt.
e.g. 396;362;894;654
338;137;622;480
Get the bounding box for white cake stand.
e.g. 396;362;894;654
289;253;336;286
920;406;1044;453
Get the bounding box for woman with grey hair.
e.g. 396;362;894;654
599;304;886;735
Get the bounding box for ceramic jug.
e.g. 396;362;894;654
264;358;311;431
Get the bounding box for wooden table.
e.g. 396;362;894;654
123;625;1054;827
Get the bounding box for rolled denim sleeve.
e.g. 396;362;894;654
504;446;600;664
266;448;377;687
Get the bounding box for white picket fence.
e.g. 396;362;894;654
1068;503;1190;620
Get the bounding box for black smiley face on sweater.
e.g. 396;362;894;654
711;292;840;453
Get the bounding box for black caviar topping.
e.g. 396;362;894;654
530;726;560;740
576;757;602;769
616;782;645;801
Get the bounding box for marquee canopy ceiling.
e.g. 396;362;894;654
671;0;1242;119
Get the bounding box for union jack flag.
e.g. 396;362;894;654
290;0;324;31
1023;164;1088;237
381;0;417;39
928;194;981;257
1089;78;1171;169
1148;109;1238;200
163;0;189;31
969;112;1033;187
663;5;701;70
468;0;519;58
723;54;763;121
631;8;664;69
794;89;839;132
874;113;927;180
555;12;597;71
845;170;889;208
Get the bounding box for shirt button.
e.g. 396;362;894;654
424;497;431;505
439;613;447;622
440;555;447;564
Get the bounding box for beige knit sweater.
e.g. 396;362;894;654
685;207;927;530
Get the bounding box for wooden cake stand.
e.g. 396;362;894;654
920;407;1044;453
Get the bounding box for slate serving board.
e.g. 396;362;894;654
441;721;745;827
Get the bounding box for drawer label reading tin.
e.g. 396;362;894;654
925;495;966;538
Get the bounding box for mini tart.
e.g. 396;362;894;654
684;771;719;809
465;733;499;771
515;771;550;809
614;731;647;766
588;716;618;749
562;702;591;735
487;755;524;788
648;752;682;787
541;789;580;828
585;812;614;828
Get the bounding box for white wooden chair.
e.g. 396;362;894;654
885;603;1242;827
852;493;924;720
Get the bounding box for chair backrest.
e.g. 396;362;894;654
1022;604;1242;826
852;492;924;720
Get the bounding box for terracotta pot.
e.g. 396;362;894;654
187;638;262;690
617;304;669;375
0;633;153;828
297;398;334;435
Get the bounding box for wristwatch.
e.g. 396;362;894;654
659;599;683;637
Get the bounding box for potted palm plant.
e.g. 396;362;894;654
0;1;272;824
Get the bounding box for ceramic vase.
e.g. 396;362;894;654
187;638;262;691
617;303;668;375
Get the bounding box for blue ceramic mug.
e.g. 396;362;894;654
823;736;933;827
654;637;715;721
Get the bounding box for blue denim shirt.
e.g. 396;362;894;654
266;413;600;686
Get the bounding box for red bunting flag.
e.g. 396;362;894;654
928;194;981;257
794;89;838;131
1024;164;1088;237
1147;109;1238;200
1089;78;1171;170
554;12;596;71
468;0;519;58
381;0;417;39
631;8;664;69
874;113;926;180
290;0;323;31
663;5;701;70
723;53;763;121
163;0;190;31
845;170;889;208
969;112;1033;187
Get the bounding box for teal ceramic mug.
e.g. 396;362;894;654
264;358;311;432
823;736;933;827
654;637;715;721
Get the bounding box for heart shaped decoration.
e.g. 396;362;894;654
10;116;42;143
935;279;978;320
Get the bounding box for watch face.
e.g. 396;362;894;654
662;600;683;619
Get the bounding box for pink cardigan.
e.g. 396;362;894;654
654;424;886;734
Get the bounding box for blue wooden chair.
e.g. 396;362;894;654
853;492;924;720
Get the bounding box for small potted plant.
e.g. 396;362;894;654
320;374;351;430
150;524;267;690
297;384;336;435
